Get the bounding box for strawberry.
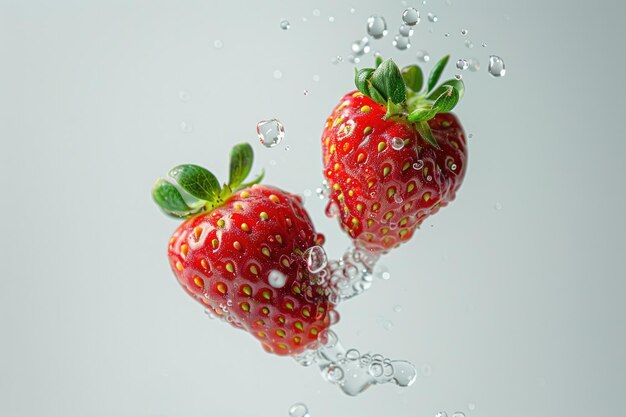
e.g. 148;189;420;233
321;56;468;254
152;143;331;356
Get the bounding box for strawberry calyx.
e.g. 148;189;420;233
151;143;265;218
354;55;464;148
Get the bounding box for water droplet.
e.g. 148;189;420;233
303;89;309;96
435;413;449;417
313;74;320;82
452;413;465;417
391;137;405;150
332;55;343;64
346;349;360;361
257;119;285;148
456;59;469;70
413;160;425;170
351;37;371;55
325;364;345;383
444;32;450;37
280;19;291;30
368;362;384;377
348;55;361;64
416;50;430;62
455;74;463;80
461;28;469;35
268;270;287;288
426;175;433;181
399;24;414;37
488;55;506;77
465;39;474;48
468;403;476;411
304;246;328;273
393;194;403;203
213;40;223;49
367;15;388;39
468;58;480;72
312;9;321;17
494;202;503;210
328;310;340;325
382;319;394;331
301;17;308;23
285;145;290;151
289;403;310;417
269;159;277;166
350;7;356;14
427;12;438;22
393;35;411;50
328;16;335;23
393;304;402;313
482;42;487;47
375;265;391;280
178;90;191;102
180;121;193;133
402;8;420;26
450;163;457;170
273;69;283;79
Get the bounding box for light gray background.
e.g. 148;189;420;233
1;1;625;416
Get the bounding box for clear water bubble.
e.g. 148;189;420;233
393;194;403;204
456;59;469;70
301;17;308;23
468;58;480;72
413;160;425;170
482;42;487;47
468;403;476;411
452;413;465;417
351;37;371;55
257;119;285;148
461;28;469;35
382;319;394;331
494;202;503;210
269;159;277;166
436;413;449;417
268;270;287;288
399;24;414;37
327;310;340;325
464;39;474;48
367;15;388;39
426;175;433;181
318;329;339;348
427;12;438;22
325;364;345;383
444;32;450;37
348;55;361;64
488;55;506;77
325;202;340;218
280;19;290;30
391;137;405;150
213;40;223;49
285;145;291;151
289;403;310;417
393;304;402;313
328;16;335;23
332;55;343;64
455;74;463;80
180;121;193;133
374;265;391;280
350;7;356;14
303;90;309;96
416;50;430;62
304;245;328;273
368;362;384;377
393;35;411;50
178;90;191;102
312;8;320;17
402;8;420;25
273;69;283;79
346;349;360;361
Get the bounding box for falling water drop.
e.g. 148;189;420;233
416;50;430;62
393;35;411;50
402;8;420;26
268;270;287;288
257;119;285;148
456;59;469;70
289;403;310;417
427;12;438;22
391;137;405;150
367;15;388;39
488;55;506;77
304;246;328;273
280;19;291;30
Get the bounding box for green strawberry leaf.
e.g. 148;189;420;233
408;105;437;123
355;68;375;98
168;164;221;202
370;59;407;104
228;143;253;189
427;55;450;93
375;55;383;68
427;78;465;101
237;169;265;191
152;178;195;217
401;65;424;93
415;120;440;149
432;85;460;113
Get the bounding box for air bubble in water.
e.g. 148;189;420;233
399;24;414;37
268;270;287;288
393;35;411;50
332;55;343;64
402;8;420;26
257;119;285;148
482;42;487;47
213;40;223;49
444;32;450;37
468;58;480;72
273;69;283;79
280;19;290;30
303;90;309;96
327;310;340;325
326;364;345;383
461;28;469;35
312;9;321;17
468;403;476;411
304;245;328;273
180;121;193;133
413;160;424;170
285;145;290;151
488;55;506;77
367;15;388;39
427;12;438;22
369;362;384;377
391;137;405;150
374;265;391;280
351;37;371;55
436;413;449;417
393;194;403;203
328;16;335;23
393;304;402;313
382;319;394;331
494;202;503;210
416;50;430;62
452;413;465;417
456;59;469;70
289;403;310;417
455;74;462;80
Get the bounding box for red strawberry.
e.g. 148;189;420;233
321;56;468;254
152;143;331;356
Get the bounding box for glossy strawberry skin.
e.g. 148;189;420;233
167;184;330;356
322;91;467;254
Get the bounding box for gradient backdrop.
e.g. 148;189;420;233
1;1;625;417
